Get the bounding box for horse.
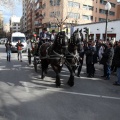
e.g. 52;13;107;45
65;29;82;87
39;31;69;87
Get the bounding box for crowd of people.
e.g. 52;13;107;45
77;39;120;86
4;28;120;86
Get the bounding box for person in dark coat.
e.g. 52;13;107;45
38;28;50;51
5;40;12;61
39;28;50;43
85;41;96;77
100;42;114;80
112;41;120;85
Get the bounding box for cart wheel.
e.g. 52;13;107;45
34;56;37;72
28;49;31;65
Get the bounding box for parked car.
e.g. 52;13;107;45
0;38;8;44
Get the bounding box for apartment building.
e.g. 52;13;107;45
117;2;120;19
22;0;27;33
24;0;118;35
10;15;21;33
3;23;10;33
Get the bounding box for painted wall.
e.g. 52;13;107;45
73;20;120;41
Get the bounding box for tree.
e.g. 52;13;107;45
0;0;21;11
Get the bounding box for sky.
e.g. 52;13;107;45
0;1;22;24
1;0;120;24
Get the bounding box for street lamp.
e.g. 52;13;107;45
105;2;111;41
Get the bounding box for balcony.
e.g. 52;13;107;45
35;6;43;13
35;14;44;19
35;23;42;26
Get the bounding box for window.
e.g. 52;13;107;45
110;3;115;8
50;11;60;17
50;0;60;6
99;18;106;22
82;15;93;20
100;0;107;5
109;11;115;16
12;37;25;42
88;6;93;11
99;9;106;14
67;12;80;19
68;1;80;8
83;4;93;11
83;4;87;10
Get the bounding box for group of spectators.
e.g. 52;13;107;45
77;39;120;86
5;40;24;62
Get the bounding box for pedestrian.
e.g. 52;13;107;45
16;40;24;62
100;42;114;80
85;41;96;77
5;40;12;62
112;41;120;86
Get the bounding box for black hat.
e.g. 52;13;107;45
52;30;55;33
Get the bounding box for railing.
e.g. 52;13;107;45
35;23;42;27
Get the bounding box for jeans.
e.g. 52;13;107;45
7;50;11;61
18;50;22;60
104;64;111;79
117;67;120;84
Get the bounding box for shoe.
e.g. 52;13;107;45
20;60;22;62
104;77;110;80
113;82;120;86
101;75;106;77
77;74;80;77
91;74;94;77
87;75;92;78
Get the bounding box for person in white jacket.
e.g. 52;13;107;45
98;45;104;61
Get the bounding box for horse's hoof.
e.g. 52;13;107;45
41;76;45;80
56;85;60;88
67;81;74;87
56;83;61;88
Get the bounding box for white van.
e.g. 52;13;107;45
11;32;27;52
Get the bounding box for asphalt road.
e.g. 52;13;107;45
0;44;120;120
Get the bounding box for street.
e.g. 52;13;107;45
0;44;120;120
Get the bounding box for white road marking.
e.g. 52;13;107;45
13;65;22;67
23;82;29;93
46;88;120;100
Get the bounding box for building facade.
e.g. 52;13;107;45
23;0;118;35
74;19;120;41
3;23;10;33
22;0;27;33
10;16;21;33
